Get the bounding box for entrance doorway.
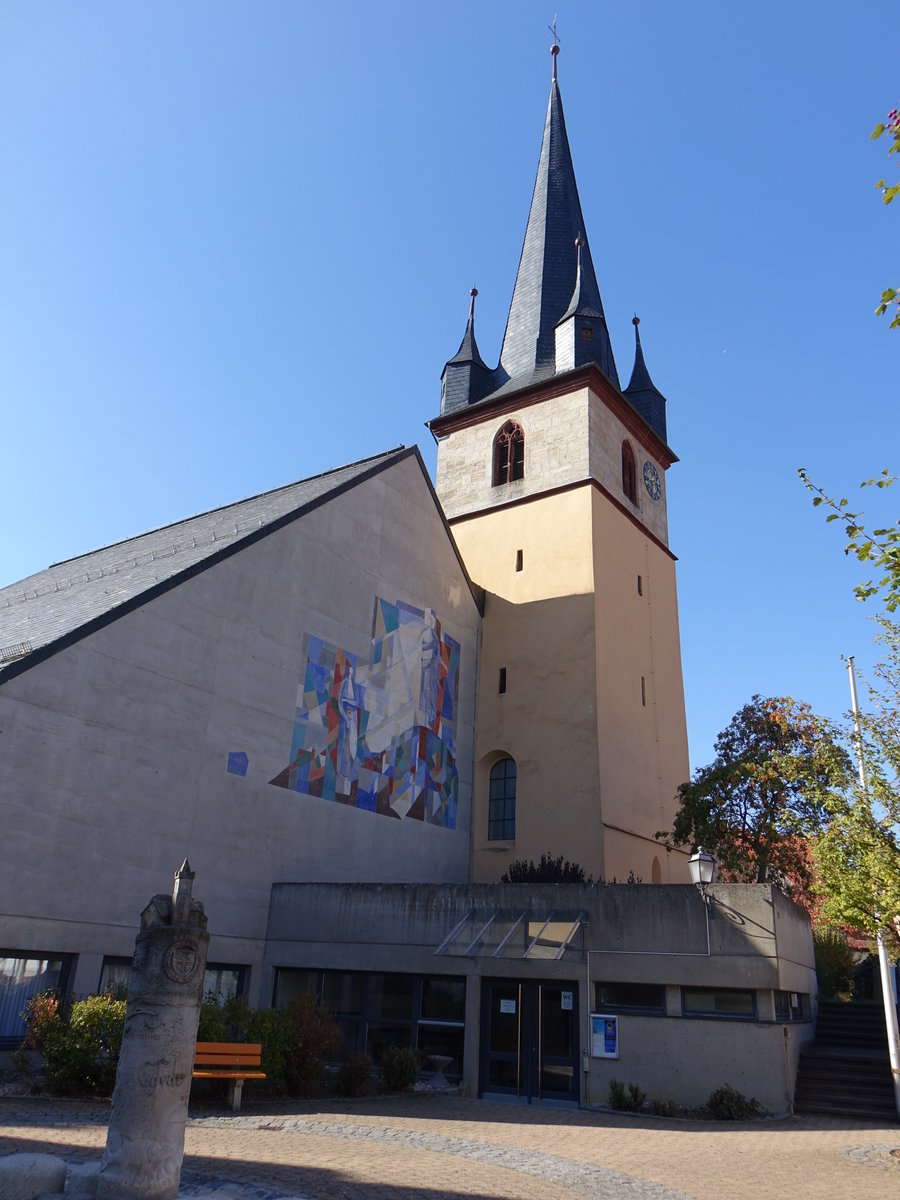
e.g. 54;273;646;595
479;978;579;1105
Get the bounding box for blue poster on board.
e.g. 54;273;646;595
590;1013;618;1059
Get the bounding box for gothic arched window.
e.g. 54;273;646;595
493;421;525;486
488;757;516;840
622;440;637;504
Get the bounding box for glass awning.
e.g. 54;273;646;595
434;909;585;960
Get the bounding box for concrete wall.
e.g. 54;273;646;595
0;456;480;1005
262;881;816;1114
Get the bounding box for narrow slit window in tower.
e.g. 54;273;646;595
516;549;523;572
498;667;507;695
622;441;637;504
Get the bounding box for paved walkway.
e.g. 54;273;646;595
1;1094;899;1199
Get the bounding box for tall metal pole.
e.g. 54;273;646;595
846;657;900;1116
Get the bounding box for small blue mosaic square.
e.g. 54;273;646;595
226;751;249;777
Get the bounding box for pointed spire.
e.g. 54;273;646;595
624;316;668;442
497;41;619;389
440;287;493;414
172;857;196;924
559;233;603;323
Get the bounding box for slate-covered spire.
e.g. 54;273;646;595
440;288;493;414
624;316;668;443
497;43;619;390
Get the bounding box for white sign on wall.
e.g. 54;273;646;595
561;990;573;1010
500;999;516;1014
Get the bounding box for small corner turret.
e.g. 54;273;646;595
440;288;494;415
624;315;668;444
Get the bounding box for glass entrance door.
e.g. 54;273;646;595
480;978;579;1104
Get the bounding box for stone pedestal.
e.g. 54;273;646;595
97;861;209;1200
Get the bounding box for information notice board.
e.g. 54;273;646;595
590;1013;619;1059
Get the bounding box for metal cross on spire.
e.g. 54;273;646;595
549;15;559;79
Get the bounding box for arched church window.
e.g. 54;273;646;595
621;440;637;504
488;757;516;840
493;422;525;486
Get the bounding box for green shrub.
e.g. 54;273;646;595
813;928;855;999
280;995;342;1097
651;1097;679;1117
501;853;592;883
380;1044;421;1092
608;1078;646;1111
246;1007;296;1085
707;1084;766;1120
21;989;126;1096
197;991;227;1042
223;993;253;1039
336;1050;372;1097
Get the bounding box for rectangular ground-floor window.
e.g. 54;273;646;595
272;968;466;1080
203;963;248;1003
0;953;73;1047
98;957;132;994
595;982;665;1014
682;987;756;1019
99;958;247;1003
774;990;810;1022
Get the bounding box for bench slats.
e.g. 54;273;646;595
192;1041;265;1111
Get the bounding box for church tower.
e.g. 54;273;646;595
429;44;690;884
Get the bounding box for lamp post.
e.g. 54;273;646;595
688;847;716;908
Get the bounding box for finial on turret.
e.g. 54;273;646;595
549;16;559;80
633;313;640;327
468;286;478;319
172;858;195;923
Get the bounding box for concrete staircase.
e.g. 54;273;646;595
794;999;897;1122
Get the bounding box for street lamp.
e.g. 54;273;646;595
688;847;716;907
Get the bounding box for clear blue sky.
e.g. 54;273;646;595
1;2;897;772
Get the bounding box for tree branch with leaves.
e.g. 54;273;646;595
798;467;900;610
872;105;899;328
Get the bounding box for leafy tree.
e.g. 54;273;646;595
798;468;900;611
815;618;900;950
871;105;900;328
798;471;900;947
657;696;850;895
500;852;592;883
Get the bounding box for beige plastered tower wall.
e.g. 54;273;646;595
434;368;691;885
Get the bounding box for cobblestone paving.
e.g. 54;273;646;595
2;1095;899;1200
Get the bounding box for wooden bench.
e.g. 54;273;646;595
192;1041;266;1111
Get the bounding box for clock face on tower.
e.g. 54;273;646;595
643;461;661;502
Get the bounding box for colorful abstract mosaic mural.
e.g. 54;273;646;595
269;597;460;828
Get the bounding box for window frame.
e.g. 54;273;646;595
488;757;516;841
621;440;637;504
681;986;757;1020
774;990;810;1022
493;422;525;487
594;981;666;1014
0;951;74;1049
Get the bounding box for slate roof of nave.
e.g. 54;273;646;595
0;446;412;676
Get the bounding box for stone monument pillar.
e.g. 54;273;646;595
97;860;209;1200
